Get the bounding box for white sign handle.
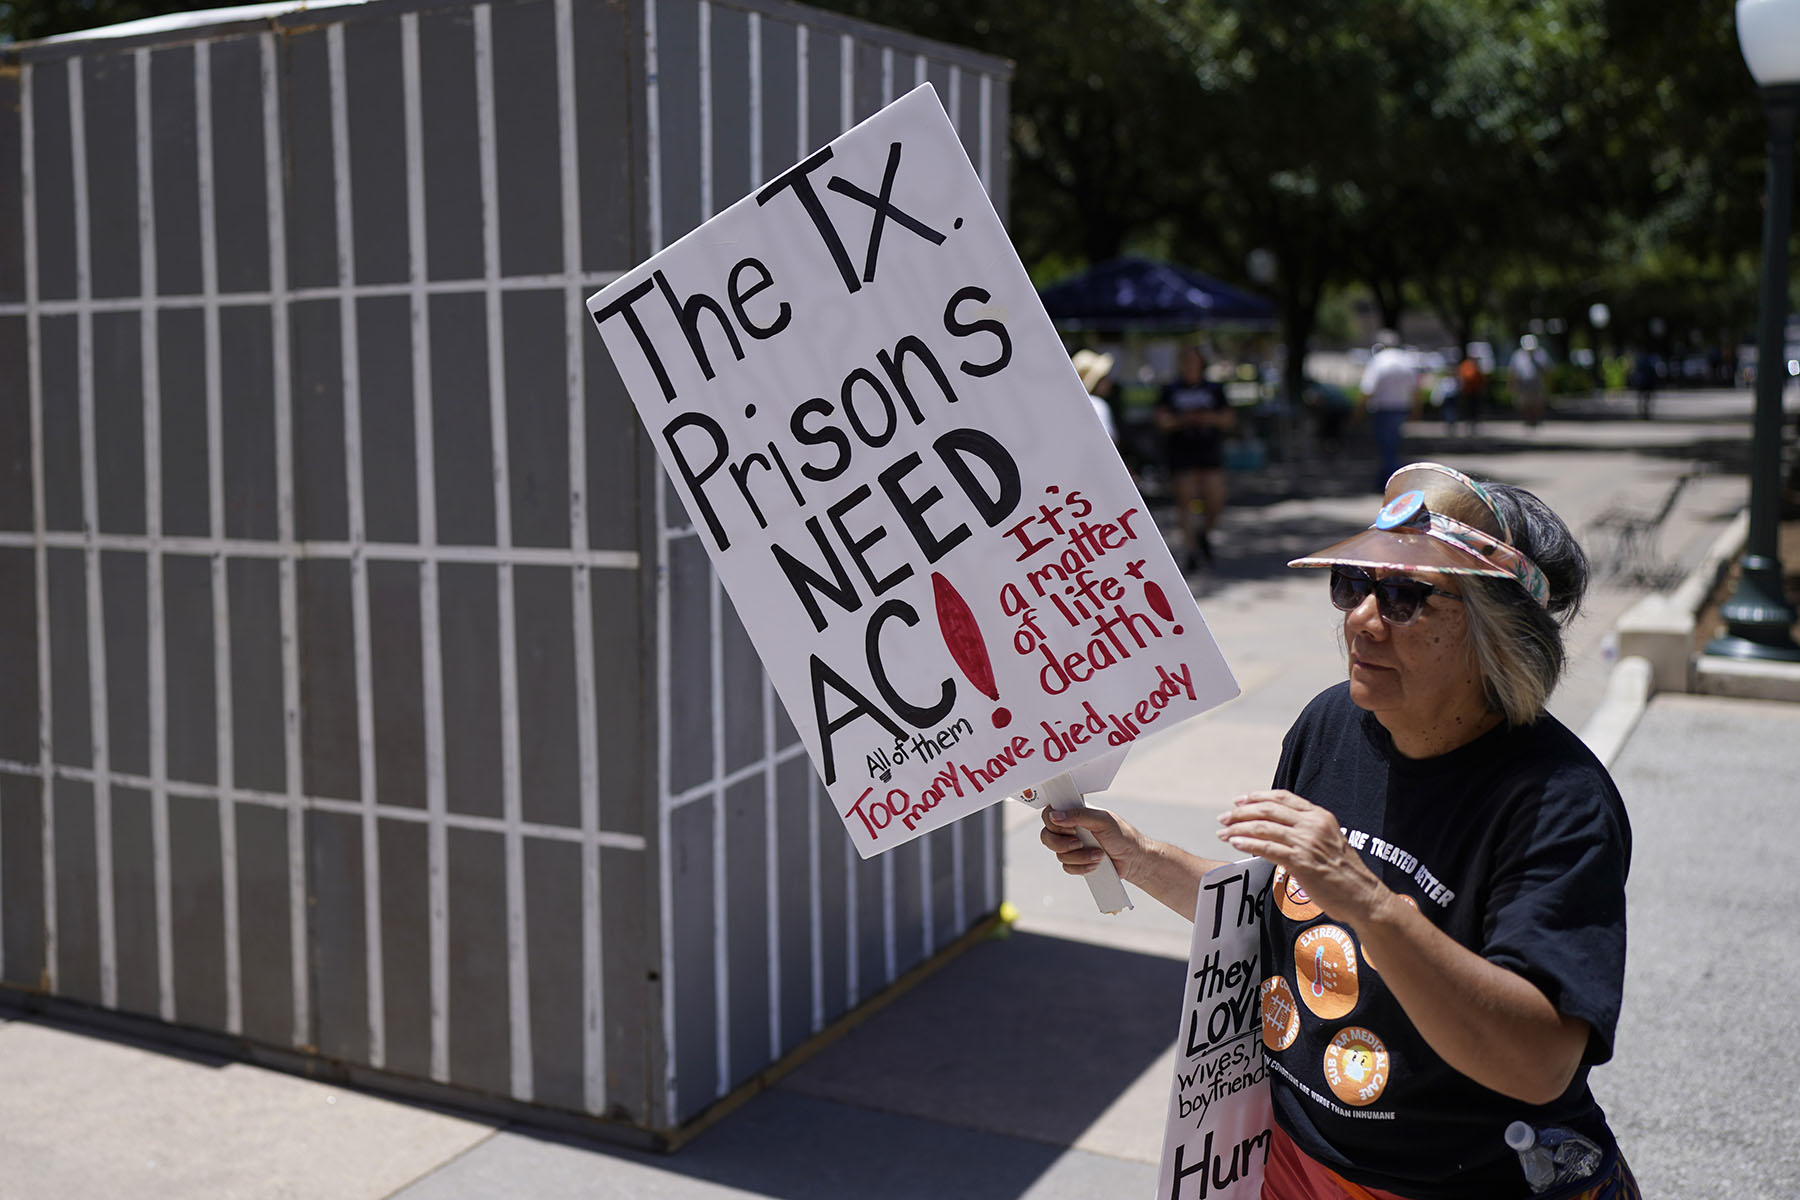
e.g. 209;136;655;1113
1020;772;1133;914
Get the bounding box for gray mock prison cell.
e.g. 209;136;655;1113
0;0;1011;1138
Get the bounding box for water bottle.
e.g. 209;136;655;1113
1505;1121;1606;1193
1505;1121;1556;1193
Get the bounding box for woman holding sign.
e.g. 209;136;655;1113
1040;463;1637;1199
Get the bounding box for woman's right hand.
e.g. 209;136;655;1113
1039;805;1226;923
1039;805;1148;885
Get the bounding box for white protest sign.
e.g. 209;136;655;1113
1159;858;1276;1200
587;85;1237;857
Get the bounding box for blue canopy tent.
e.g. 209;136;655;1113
1038;256;1278;331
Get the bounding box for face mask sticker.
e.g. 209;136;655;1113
1324;1027;1391;1107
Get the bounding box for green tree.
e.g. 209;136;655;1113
2;0;240;42
806;0;1195;272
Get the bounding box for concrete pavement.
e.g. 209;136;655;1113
3;390;1798;1198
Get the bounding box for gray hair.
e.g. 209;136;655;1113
1459;482;1589;725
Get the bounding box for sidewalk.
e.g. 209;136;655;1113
3;394;1798;1198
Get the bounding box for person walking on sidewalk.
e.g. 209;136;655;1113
1040;462;1639;1200
1157;345;1233;571
1360;333;1419;491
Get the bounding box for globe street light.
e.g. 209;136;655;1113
1588;304;1611;391
1710;0;1800;661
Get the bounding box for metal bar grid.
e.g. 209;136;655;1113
8;6;643;1118
7;0;1008;1135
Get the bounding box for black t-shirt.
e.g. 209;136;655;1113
1262;683;1630;1199
1158;380;1228;467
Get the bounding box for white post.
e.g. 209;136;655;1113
1018;772;1132;914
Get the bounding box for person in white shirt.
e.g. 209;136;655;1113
1508;334;1546;427
1360;331;1419;490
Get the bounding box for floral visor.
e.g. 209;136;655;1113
1287;463;1550;607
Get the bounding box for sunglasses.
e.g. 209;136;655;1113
1329;565;1463;625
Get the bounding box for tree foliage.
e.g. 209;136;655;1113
821;0;1779;390
8;0;1781;384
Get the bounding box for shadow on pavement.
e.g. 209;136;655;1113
472;931;1184;1200
774;930;1182;1146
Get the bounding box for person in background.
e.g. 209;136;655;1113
1157;346;1233;570
1456;351;1487;436
1360;332;1419;491
1627;352;1659;422
1072;348;1119;445
1509;334;1547;428
1039;462;1638;1200
1431;368;1461;434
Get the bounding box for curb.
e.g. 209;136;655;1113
1580;509;1747;768
1577;656;1653;769
1613;510;1746;694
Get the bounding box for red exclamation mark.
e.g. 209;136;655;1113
931;571;1010;729
1143;580;1183;635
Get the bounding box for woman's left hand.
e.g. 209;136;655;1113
1217;790;1386;923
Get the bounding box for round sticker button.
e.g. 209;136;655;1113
1324;1027;1391;1107
1260;976;1300;1051
1273;866;1322;922
1294;924;1360;1019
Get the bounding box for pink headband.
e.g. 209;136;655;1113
1373;485;1550;607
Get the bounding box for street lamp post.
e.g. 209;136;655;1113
1710;0;1800;661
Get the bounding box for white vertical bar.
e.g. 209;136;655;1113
796;25;823;1038
553;0;608;1116
473;3;534;1104
698;0;712;221
838;31;851;134
645;0;681;1124
399;12;450;1085
979;73;992;194
844;823;857;1005
699;0;733;1103
22;63;59;994
795;24;808;151
807;771;821;1033
321;27;385;1068
137;46;176;1023
70;60;120;1011
983;806;997;913
919;827;933;955
749;9;781;1062
951;781;966;932
196;40;243;1036
762;684;779;1057
881;852;896;984
273;28;308;1054
881;46;892;103
747;12;762;183
914;53;926;89
710;601;727;1097
644;0;664;258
